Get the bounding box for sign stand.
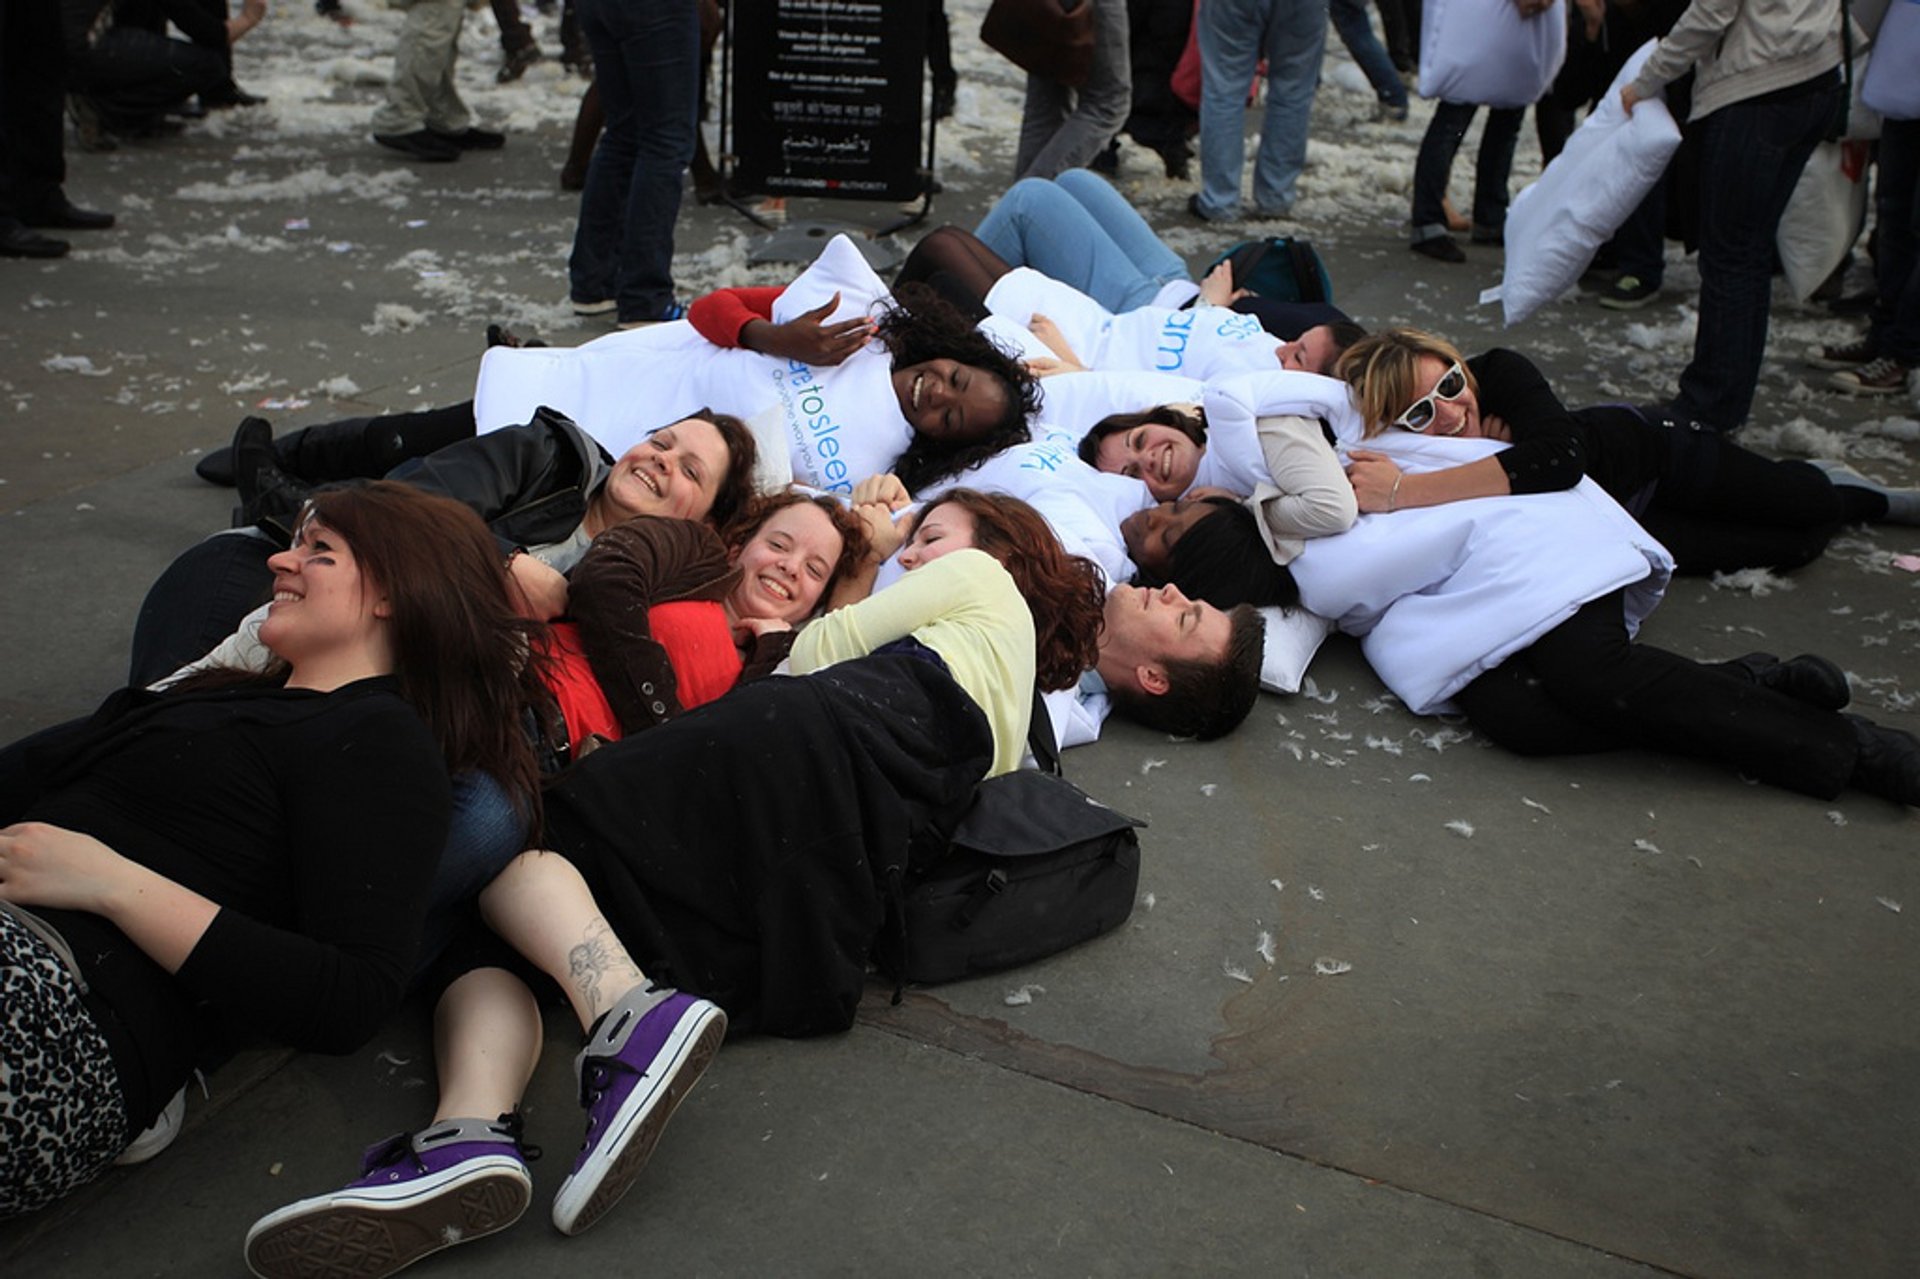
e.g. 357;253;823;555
718;0;935;254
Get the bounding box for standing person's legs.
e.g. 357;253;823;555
0;0;71;237
1013;0;1131;179
1328;0;1405;114
1054;167;1189;294
1468;105;1524;239
1608;173;1669;287
973;174;1165;310
1671;78;1839;430
568;0;699;321
371;0;469;136
1250;0;1329;216
1868;117;1920;366
1411;100;1475;243
1374;0;1415;73
1195;0;1269;219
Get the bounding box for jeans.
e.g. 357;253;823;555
1454;591;1858;798
370;0;471;134
1014;0;1131;179
973;168;1187;311
567;0;699;321
1870;117;1920;365
1672;74;1840;430
1410;100;1523;240
1610;176;1668;283
1196;0;1330;218
1328;0;1406;110
413;771;530;977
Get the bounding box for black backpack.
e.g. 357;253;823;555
876;695;1144;987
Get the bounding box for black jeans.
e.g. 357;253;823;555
1411;100;1523;240
70;29;225;127
1455;590;1857;798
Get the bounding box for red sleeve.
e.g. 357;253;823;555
688;286;784;348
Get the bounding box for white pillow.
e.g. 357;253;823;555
1778;141;1871;301
771;234;892;325
1496;42;1681;326
1418;0;1566;108
1862;1;1920;122
1259;605;1335;695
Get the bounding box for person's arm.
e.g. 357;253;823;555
829;475;911;609
686;286;784;346
1625;0;1743;103
1252;414;1360;539
567;516;734;733
0;823;220;971
228;0;267;44
790;547;999;671
387;415;592;557
1346;449;1513;513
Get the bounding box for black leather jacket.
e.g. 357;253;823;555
388;405;612;555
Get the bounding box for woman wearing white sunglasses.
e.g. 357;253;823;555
1334;329;1916;576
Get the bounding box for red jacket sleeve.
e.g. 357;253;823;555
688;286;784;348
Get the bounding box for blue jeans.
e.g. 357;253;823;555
1196;0;1329;218
1673;74;1841;430
1328;0;1406;110
1870;117;1920;365
1014;0;1131;179
1610;176;1667;283
413;770;529;977
974;168;1187;311
567;0;699;322
1411;101;1523;240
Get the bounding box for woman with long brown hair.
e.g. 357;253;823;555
0;481;546;1220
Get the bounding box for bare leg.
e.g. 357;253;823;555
479;850;646;1031
430;967;543;1123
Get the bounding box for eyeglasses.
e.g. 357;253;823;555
1392;361;1468;432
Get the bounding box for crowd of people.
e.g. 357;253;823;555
3;3;1918;1276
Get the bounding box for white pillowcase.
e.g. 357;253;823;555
1418;0;1566;108
1259;606;1335;695
1497;42;1681;326
1862;1;1920;122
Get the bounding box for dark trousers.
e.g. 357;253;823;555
128;529;277;687
566;0;700;321
1870;117;1920;365
1411;100;1524;239
1673;74;1840;430
70;29;226;127
1455;591;1858;798
0;0;68;221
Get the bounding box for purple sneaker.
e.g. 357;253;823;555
244;1116;533;1279
550;987;727;1235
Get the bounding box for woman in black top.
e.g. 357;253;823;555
0;482;546;1218
1335;329;1915;575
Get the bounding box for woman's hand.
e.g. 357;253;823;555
740;294;874;366
734;616;793;645
1197;260;1252;308
1513;0;1555;17
508;552;570;621
1345;449;1407;513
852;499;907;564
850;473;911;511
1027;314;1086;374
1619;83;1642;115
0;822;134;914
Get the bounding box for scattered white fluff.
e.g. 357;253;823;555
1366;735;1404;755
1307;886;1325;901
42;355;110;376
1223;960;1254;984
364;303;426;335
1522;797;1552;814
1827;810;1848;827
1409;772;1432;782
1710;568;1795;597
1270;879;1285;893
314;375;362;398
1312;957;1352;976
1199;783;1218;797
1280;741;1304;761
1633;838;1662;854
1445;820;1475;838
1299;678;1339;704
1003;984;1045;1006
1140;757;1167;776
1256;931;1277;965
1141;892;1156;910
1877;897;1902;914
175;166;419;206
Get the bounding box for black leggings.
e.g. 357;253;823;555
273;400;478;484
1454;591;1858;798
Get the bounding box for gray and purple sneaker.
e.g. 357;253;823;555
244;1115;533;1279
550;986;728;1235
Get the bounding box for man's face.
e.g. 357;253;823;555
1096;583;1233;695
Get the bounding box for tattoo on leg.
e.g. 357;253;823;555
566;915;641;1018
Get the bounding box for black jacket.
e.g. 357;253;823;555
389;405;613;555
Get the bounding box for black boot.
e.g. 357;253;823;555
233;418;310;542
1846;715;1920;806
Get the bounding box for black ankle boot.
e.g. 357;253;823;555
1846;715;1920;806
233;417;311;539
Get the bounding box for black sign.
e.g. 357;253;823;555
729;0;928;202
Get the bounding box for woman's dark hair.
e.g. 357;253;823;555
686;407;759;529
913;488;1106;691
184;482;555;828
1140;498;1299;610
877;282;1041;492
722;490;870;608
1076;403;1209;469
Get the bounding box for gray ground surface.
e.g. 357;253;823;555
3;7;1916;1276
